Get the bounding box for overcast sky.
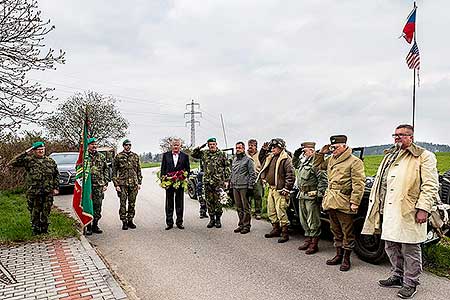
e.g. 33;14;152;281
31;0;450;154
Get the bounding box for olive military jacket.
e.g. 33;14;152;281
293;154;328;200
314;147;365;214
192;148;231;187
10;152;59;195
89;151;109;187
112;151;142;187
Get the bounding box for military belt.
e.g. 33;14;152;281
299;185;316;193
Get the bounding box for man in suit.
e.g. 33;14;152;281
161;138;190;230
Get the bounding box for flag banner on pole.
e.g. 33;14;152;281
72;114;93;227
401;7;416;44
406;41;420;70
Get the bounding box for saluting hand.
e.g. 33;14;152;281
320;144;331;154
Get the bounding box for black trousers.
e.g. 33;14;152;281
165;187;184;225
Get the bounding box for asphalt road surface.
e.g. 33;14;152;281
55;168;450;300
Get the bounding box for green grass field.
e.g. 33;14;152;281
141;162;161;168
0;191;79;243
363;152;450;177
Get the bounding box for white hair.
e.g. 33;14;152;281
170;138;182;146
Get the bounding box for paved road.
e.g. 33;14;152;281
55;168;450;300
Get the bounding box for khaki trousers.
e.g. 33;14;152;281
328;209;355;250
267;187;290;226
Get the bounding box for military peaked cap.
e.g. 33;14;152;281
32;141;45;149
87;137;96;145
207;137;217;143
330;135;347;145
301;142;316;149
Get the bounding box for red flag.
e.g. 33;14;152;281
401;7;416;44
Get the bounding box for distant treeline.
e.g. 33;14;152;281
362;142;450;156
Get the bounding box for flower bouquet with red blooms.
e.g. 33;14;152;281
159;170;188;190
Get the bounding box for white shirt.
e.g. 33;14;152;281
172;152;179;166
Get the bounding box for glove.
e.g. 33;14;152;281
294;148;302;157
246;189;254;198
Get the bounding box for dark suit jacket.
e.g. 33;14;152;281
161;151;190;177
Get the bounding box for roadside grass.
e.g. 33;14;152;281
364;152;450;177
141;162;161;168
423;236;450;279
0;191;79;244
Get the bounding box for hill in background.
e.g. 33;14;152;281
361;142;450;156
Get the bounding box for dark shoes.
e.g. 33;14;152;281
265;223;281;238
255;214;261;220
176;224;185;229
397;286;417;299
298;237;312;251
85;224;93;235
339;250;352;271
199;210;208;219
277;225;289;243
92;221;103;234
305;237;319;255
165;224;173;230
128;219;137;229
122;221;128;230
215;215;222;228
379;276;403;289
326;247;343;265
234;227;242;233
240;228;250;234
207;215;215;228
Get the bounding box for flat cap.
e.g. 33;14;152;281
87;137;96;145
32;141;45;149
301;142;316;149
330;135;347;145
207;137;217;143
123;139;131;145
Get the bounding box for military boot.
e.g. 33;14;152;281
200;210;208;219
127;219;137;229
298;237;312;251
122;220;128;230
278;225;289;243
40;223;49;234
85;224;93;235
92;220;103;234
339;250;352;272
32;225;41;235
207;214;215;228
305;237;319;255
215;214;222;228
264;223;281;238
326;247;343;265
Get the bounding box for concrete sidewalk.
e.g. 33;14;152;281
0;236;128;300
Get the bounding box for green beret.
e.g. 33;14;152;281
123;139;131;145
207;137;216;143
32;141;45;149
87;137;96;145
330;135;347;145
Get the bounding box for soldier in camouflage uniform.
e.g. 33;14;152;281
9;142;59;235
292;142;328;254
85;138;109;235
192;137;231;228
113;139;142;230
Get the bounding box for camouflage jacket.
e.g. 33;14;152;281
112;151;142;186
89;151;109;187
293;154;328;200
192;148;231;186
10;152;59;194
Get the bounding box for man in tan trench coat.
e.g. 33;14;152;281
314;135;365;271
362;124;438;299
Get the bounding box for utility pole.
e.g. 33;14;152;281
184;100;201;147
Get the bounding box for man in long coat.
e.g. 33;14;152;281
362;124;438;299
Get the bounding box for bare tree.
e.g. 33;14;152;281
44;91;129;147
160;137;187;153
0;0;65;132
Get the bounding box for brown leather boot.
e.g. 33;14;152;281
278;225;289;243
298;237;312;251
340;249;352;271
264;223;281;238
305;237;319;255
326;247;343;265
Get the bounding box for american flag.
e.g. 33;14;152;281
406;41;420;69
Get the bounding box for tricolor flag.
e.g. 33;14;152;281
72;113;93;227
401;7;416;44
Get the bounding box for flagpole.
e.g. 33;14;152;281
412;1;417;129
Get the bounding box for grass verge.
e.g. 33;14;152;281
0;191;79;244
423;236;450;279
141;162;161;168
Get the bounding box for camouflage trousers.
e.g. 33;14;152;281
267;187;290;227
298;197;321;237
385;241;422;288
204;183;222;216
92;185;105;222
117;185;139;221
27;193;53;231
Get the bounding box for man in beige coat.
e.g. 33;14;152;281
362;124;438;299
314;135;365;271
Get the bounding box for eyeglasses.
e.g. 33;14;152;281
124;144;132;146
392;134;412;138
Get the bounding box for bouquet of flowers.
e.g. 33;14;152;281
159;170;188;190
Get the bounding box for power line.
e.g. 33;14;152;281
184;100;202;147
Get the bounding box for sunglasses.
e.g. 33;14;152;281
392;134;412;138
124;144;132;146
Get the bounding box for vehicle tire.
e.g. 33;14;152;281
440;170;450;204
187;178;197;200
353;217;387;264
